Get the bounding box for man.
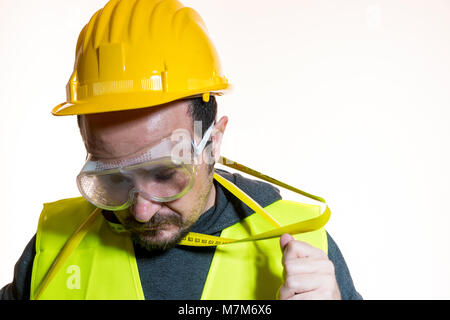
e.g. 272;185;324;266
1;0;361;300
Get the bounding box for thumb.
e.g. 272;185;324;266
280;233;295;251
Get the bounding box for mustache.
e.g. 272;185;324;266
146;212;183;227
125;210;184;230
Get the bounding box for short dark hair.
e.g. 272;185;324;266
187;96;217;172
186;95;217;137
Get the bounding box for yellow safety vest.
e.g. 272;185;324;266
30;197;327;300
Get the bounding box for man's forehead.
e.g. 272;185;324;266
81;100;192;159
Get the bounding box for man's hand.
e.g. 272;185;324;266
278;233;341;300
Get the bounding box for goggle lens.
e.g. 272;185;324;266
77;160;194;210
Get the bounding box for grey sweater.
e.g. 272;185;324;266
0;169;362;300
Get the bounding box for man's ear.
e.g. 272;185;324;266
211;116;228;163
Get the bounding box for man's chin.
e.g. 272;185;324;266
131;226;190;251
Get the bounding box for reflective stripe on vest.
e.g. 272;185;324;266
30;197;327;300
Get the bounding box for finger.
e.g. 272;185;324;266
281;273;334;298
278;283;296;300
282;237;327;261
283;257;335;276
288;288;341;300
280;233;295;250
280;284;338;300
287;291;323;300
287;290;337;300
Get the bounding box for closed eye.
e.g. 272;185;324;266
153;169;177;182
108;173;130;184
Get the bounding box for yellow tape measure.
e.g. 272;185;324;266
177;157;331;247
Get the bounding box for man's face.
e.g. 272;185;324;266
79;100;217;251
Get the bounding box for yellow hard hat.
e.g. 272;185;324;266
52;0;230;116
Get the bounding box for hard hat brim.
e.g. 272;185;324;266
52;85;231;116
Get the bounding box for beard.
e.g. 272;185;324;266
131;221;193;251
118;209;195;251
131;228;191;251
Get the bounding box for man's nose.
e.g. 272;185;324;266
131;193;162;223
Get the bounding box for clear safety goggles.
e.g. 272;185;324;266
76;124;214;211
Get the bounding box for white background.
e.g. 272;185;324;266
1;0;450;299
